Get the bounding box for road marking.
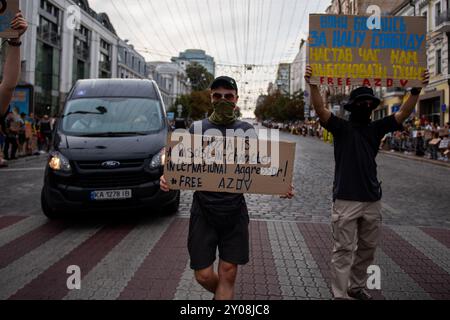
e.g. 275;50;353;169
381;202;401;216
0;216;28;230
268;221;331;299
10;222;137;300
0;216;48;248
0;167;45;172
374;249;431;300
381;226;450;300
0;225;100;300
64;216;173;300
119;218;190;300
390;226;450;275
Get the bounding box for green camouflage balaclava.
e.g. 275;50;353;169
209;100;237;125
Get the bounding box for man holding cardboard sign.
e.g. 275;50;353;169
161;76;294;300
305;64;429;300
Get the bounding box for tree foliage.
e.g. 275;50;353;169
170;90;213;121
254;90;305;122
185;62;214;91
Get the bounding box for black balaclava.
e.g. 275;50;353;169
349;103;374;125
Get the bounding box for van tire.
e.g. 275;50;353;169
41;188;61;220
162;191;180;215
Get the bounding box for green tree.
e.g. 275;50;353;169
186;62;214;91
254;89;305;122
170;90;213;121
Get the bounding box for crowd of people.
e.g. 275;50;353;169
262;116;450;163
380;118;450;161
0;108;55;168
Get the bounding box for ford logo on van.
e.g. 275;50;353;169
101;161;121;169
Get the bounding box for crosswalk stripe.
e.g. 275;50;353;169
390;226;450;275
64;216;173;300
0;216;48;248
0;225;100;300
268;221;331;300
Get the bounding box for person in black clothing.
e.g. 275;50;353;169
39;115;52;152
416;131;425;156
305;65;429;300
160;76;294;300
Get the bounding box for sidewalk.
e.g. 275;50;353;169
0;152;47;169
0;214;449;300
379;150;450;168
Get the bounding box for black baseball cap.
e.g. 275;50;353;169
210;76;238;93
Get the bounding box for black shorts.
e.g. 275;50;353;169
188;202;250;270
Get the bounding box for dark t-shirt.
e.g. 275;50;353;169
189;119;257;212
321;113;403;202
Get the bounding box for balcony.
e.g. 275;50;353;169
75;46;90;61
99;61;111;72
434;11;450;33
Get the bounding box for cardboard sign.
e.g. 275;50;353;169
439;138;449;149
429;138;441;146
308;14;427;88
164;133;296;195
0;0;19;39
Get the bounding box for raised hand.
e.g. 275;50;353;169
10;11;28;39
304;65;313;85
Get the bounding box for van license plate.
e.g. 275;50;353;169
90;190;132;201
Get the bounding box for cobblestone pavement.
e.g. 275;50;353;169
180;130;450;228
0;129;449;300
0;215;449;300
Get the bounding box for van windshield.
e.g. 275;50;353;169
61;98;164;136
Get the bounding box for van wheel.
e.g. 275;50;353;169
162;191;180;215
41;188;61;220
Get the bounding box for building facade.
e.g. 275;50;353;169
171;49;215;77
290;39;310;117
147;61;191;109
375;0;450;126
15;0;122;116
117;40;147;79
0;0;147;117
325;0;404;15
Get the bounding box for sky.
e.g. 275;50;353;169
88;0;330;116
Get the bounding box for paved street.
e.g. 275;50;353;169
0;129;449;300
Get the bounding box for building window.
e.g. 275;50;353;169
37;16;61;47
435;2;441;27
436;49;442;75
99;39;112;78
423;11;428;32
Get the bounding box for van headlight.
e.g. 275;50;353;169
149;148;166;169
49;151;72;173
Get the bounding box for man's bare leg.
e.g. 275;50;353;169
194;265;219;295
215;260;238;300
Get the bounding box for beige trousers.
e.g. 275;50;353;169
330;199;382;299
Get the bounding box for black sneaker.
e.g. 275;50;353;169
347;289;373;300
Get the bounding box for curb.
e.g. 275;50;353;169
379;150;450;169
